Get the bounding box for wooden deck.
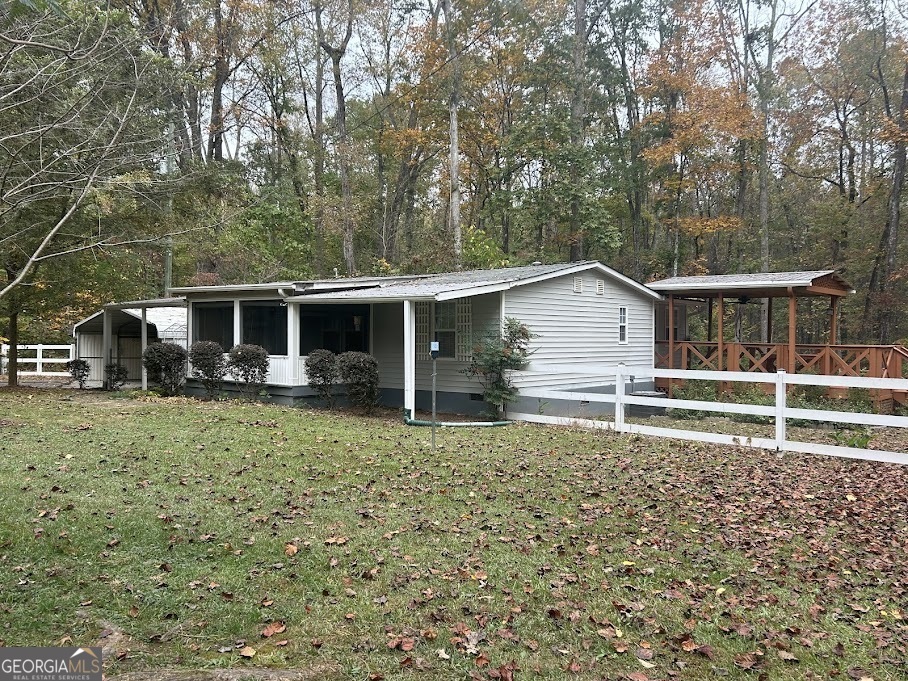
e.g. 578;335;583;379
654;341;908;408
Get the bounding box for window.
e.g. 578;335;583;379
618;306;628;344
434;301;457;358
417;300;471;361
573;276;583;293
596;279;605;295
193;302;233;350
241;301;287;355
300;305;369;355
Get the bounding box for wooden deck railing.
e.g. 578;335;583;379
655;341;908;379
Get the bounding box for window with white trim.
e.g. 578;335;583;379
618;306;628;344
434;301;457;358
416;300;472;361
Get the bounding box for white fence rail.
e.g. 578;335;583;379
0;344;74;375
511;368;908;465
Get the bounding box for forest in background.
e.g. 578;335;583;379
2;0;908;347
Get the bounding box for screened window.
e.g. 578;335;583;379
434;301;457;358
618;306;628;344
193;302;233;350
300;305;369;355
241;301;287;355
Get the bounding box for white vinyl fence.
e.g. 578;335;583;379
0;344;74;376
511;368;908;465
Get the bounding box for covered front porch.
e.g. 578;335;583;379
648;271;908;407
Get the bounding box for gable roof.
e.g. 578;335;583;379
285;261;661;303
648;270;854;298
73;306;187;336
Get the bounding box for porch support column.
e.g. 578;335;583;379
403;299;416;417
788;290;797;373
717;295;724;371
102;307;112;389
288;302;300;383
829;296;839;345
233;300;241;348
707;297;713;342
667;295;675;370
140;308;148;390
766;297;773;342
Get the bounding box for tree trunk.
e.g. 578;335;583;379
865;61;908;342
441;0;462;266
208;1;229;162
5;293;17;387
569;0;587;262
321;1;355;276
313;2;326;276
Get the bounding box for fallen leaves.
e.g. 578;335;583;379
261;621;286;638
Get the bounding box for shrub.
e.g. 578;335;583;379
666;380;719;420
227;344;269;400
338;351;380;412
189;341;227;399
104;363;129;390
65;358;91;389
142;342;188;396
305;349;337;407
462;317;534;419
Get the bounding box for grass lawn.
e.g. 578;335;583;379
0;388;906;681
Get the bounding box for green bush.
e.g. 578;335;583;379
104;363;129;391
462;317;534;419
189;341;227;399
338;351;380;412
304;349;337;407
64;358;91;389
666;380;719;420
142;342;188;396
227;344;269;400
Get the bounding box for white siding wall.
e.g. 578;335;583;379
372;293;500;393
504;271;655;389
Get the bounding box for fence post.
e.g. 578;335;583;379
35;345;43;374
615;364;625;433
775;369;786;451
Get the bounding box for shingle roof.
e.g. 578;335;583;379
648;270;853;296
287;262;661;302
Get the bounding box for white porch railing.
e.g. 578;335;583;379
1;344;74;375
511;368;908;465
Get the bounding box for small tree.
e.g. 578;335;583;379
65;358;91;389
104;363;129;390
226;344;269;400
189;341;227;399
338;351;380;412
463;317;534;418
142;342;188;396
304;349;337;407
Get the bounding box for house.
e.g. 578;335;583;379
73;301;187;386
167;261;662;415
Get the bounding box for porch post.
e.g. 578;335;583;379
667;295;675;370
717;295;724;371
829;296;839;345
788;291;797;373
102;307;112;389
233;300;241;348
403;299;416;417
141;308;148;390
766;297;773;342
288;302;300;383
707;297;713;342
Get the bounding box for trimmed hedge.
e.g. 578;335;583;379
338;351;379;412
142;342;188;396
227;344;269;400
304;349;337;407
189;341;227;399
65;358;91;389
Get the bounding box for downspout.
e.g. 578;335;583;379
402;408;510;427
